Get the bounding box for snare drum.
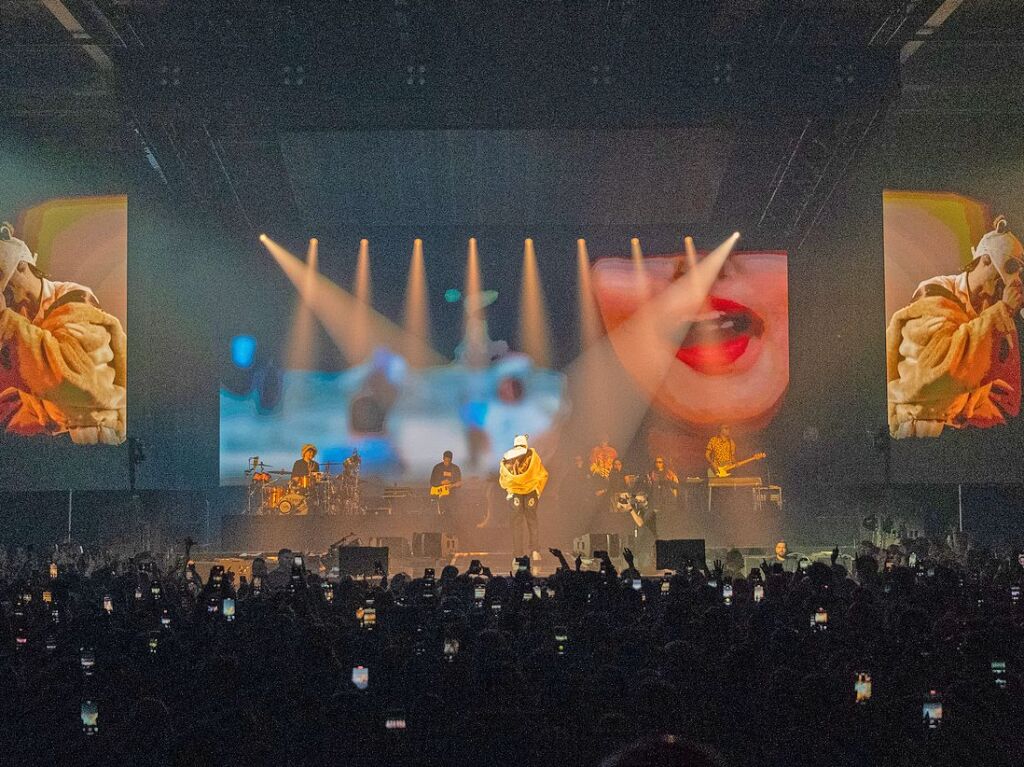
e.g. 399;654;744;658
263;485;286;510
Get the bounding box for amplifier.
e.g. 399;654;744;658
411;532;458;559
656;539;707;571
337;546;389;578
369;536;411;559
573;533;622;558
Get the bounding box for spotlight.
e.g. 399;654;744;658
711;62;733;85
157;64;181;88
282;64;306;87
588;64;614;86
833;63;855;85
405;63;427;86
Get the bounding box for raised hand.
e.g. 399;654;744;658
549;548;570;571
831;546;840;565
623;548;635;567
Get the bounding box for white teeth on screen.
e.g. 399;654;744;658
692;311;724;322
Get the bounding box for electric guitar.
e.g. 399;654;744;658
430;481;462;497
707;452;766;478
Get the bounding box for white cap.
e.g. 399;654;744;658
513;434;529;449
503;446;528;461
0;223;37;295
972;216;1024;284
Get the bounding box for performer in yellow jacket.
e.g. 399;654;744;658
0;222;126;445
499;434;549;562
887;217;1023;438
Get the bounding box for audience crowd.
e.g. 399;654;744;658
1;535;1023;767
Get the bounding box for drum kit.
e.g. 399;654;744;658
244;453;363;515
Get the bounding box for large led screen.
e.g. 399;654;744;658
591;249;789;472
0;195;127;446
219;128;789;489
884;190;1023;441
220;244;789;485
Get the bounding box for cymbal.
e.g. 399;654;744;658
265;470;292;475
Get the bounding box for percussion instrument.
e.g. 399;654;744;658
277;493;308;515
243;452;363;515
263;485;287;509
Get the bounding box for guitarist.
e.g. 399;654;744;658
705;425;737;477
429;450;463;514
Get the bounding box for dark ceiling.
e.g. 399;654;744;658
0;0;1020;247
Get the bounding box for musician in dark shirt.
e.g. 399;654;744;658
605;458;629;511
647;456;680;513
429;450;462;514
629;495;658;573
291;443;320;483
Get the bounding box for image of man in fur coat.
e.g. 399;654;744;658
0;221;126;445
887;217;1024;438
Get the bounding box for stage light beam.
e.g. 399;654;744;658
402;238;432;368
684;235;699;272
555;231;741;467
260;234;443;367
352;238;372;363
285;237;320;372
518;238;552;366
463;237;487;365
631;236;650;297
575;238;602;348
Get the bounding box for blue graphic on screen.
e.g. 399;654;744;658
220;344;564;484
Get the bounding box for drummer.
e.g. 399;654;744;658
291;443;320;487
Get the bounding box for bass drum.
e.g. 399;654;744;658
263;485;287;511
278;493;308;515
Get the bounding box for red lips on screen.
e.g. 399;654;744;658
675;296;765;375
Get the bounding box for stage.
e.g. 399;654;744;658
219;479;786;576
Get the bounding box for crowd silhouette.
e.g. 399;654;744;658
1;535;1022;766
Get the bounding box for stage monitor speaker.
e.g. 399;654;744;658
412;532;458;559
573;533;622;558
338;546;389;578
656;539;706;571
369;536;411;559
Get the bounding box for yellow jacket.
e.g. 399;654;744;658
499;448;549;497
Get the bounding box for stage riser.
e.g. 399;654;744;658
220;514;509;553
